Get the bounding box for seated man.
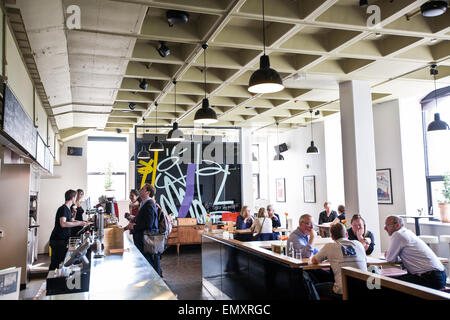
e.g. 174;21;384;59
312;223;367;299
384;215;446;290
287;214;318;258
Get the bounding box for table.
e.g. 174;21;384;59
231;227;292;235
398;215;432;235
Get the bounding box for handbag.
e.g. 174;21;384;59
143;230;166;254
252;218;266;241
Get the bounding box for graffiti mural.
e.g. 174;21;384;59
135;136;242;224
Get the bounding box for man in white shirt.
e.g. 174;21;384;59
312;223;367;298
384;215;446;290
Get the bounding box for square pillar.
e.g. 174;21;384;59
339;81;381;251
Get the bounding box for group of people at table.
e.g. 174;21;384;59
234;201;447;299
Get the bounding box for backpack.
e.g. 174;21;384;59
156;203;172;236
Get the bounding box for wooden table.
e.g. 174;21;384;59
231;227;292;235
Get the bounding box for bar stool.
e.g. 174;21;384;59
439;235;450;285
418;235;439;254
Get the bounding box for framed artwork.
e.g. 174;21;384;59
376;168;393;204
303;176;316;203
276;178;286;202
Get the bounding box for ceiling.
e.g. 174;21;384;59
6;0;450;137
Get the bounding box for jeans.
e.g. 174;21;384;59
49;239;68;271
397;270;447;290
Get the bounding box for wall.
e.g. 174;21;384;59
0;164;31;285
373;99;407;251
38;135;88;254
254;122;328;229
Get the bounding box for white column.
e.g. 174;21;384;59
339;81;381;251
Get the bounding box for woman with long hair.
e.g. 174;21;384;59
235;206;254;241
251;208;274;241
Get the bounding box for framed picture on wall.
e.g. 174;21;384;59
376;168;393;204
303;176;316;203
276;178;286;202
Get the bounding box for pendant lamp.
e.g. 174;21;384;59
149;103;165;151
194;44;218;125
137;145;150;160
248;0;284;94
274;122;284;160
167;80;185;141
427;65;449;132
306;110;319;154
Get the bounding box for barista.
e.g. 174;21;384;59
49;189;90;271
71;189;86;237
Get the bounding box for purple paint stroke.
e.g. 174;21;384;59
178;163;196;218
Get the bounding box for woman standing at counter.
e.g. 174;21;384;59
124;189;141;232
235;206;253;241
71;189;86;237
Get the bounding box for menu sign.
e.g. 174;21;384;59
2;85;37;159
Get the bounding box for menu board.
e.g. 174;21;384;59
36;134;45;167
2;85;37;159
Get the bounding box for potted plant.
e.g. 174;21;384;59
438;173;450;223
104;162;114;192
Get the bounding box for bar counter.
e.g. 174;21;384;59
43;232;177;300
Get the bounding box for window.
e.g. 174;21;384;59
422;92;450;217
87;136;128;202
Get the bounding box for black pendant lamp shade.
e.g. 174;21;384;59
137;145;150;159
306;141;319;154
149;136;164;152
421;1;448;17
248;55;284;94
428;113;450;131
248;0;284;94
306;110;319;154
167;80;185;141
427;65;449;132
194;44;218;125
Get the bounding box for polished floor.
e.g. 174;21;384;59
20;245;214;300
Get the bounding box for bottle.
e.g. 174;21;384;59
288;242;294;258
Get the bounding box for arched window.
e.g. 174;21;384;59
421;86;450;217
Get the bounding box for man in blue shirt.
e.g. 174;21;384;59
287;214;318;258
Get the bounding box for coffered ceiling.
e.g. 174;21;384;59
6;0;450;136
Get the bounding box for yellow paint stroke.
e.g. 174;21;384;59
137;159;154;189
151;151;159;185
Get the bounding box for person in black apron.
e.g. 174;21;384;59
49;189;90;271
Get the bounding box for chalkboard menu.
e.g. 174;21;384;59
2;85;37;159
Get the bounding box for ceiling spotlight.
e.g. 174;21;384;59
157;41;170;58
129;102;136;110
166;10;189;27
421;1;448;17
116;128;122;134
375;32;382;38
139;79;148;90
360;0;369;7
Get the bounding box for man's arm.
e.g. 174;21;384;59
312;246;327;264
59;216;86;228
385;234;402;262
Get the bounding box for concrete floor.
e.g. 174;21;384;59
20;244;214;300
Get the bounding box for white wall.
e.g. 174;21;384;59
38;135;88;254
373;100;407;251
253;122;328;229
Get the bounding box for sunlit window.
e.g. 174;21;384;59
422;91;450;217
87;137;128;202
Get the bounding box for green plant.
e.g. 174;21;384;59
104;162;113;190
441;173;450;204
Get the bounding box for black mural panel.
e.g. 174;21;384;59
135;135;242;224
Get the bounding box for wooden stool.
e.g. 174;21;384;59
439;235;450;285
